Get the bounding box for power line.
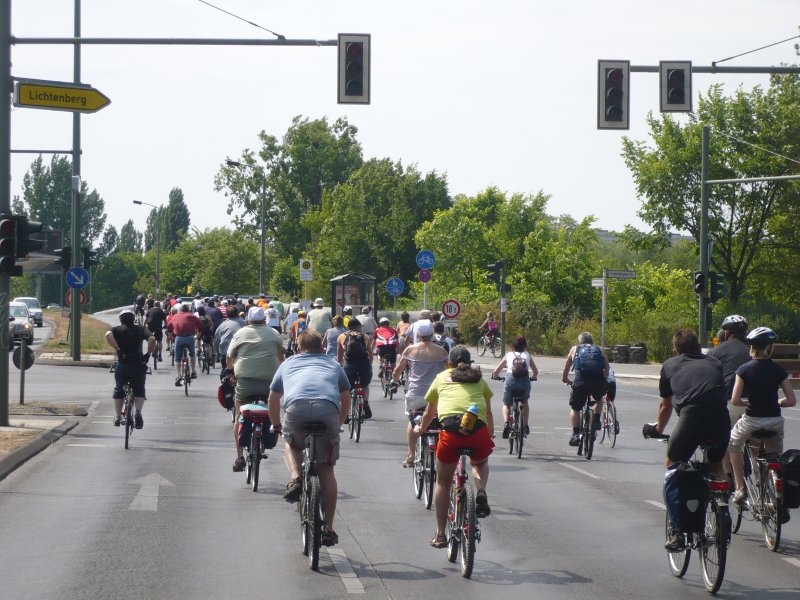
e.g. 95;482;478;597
196;0;285;40
713;34;800;66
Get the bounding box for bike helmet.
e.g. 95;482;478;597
343;305;352;315
379;317;390;325
721;314;748;332
745;326;777;349
119;308;135;323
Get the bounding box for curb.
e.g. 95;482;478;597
0;419;80;482
36;358;114;368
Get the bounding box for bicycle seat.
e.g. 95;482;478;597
698;441;721;451
246;395;268;405
458;448;476;456
302;422;327;435
750;429;777;439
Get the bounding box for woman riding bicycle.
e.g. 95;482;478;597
414;346;494;548
478;312;498;344
491;335;538;439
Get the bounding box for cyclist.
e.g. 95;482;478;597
165;305;178;355
213;305;246;380
337;318;374;419
492;335;538;438
393;320;448;467
414;346;494;548
396;311;411;351
407;310;432;345
205;299;223;333
167;303;204;386
307;297;334;336
266;306;282;334
284;305;299;335
478;311;498;345
133;293;146;321
562;332;609;446
145;300;167;361
267;329;351;547
105;309;156;429
290;309;309;354
729;327;796;512
431;321;453;352
342;305;353;328
374;317;399;367
642;328;730;550
226;306;285;472
356;306;378;336
322;315;346;359
195;306;215;363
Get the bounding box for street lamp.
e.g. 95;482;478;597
133;200;162;297
226;159;266;293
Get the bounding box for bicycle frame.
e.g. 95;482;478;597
300;424;326;571
446;449;481;578
734;434;784;550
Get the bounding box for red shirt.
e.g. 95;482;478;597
168;312;203;336
374;325;398;347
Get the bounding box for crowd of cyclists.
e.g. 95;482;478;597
110;295;797;576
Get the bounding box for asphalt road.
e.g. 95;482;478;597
1;348;799;598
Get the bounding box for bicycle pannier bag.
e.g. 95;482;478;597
573;344;604;377
217;379;234;410
663;462;707;533
237;404;277;449
780;449;800;509
511;353;528;378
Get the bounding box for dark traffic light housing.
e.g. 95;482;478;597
0;213;21;276
82;246;99;269
14;214;43;257
709;271;726;303
486;260;505;289
54;247;72;270
660;61;692;112
338;33;370;104
598;60;630;130
692;270;706;296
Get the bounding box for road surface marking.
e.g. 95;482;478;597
67;443;106;448
644;500;666;510
558;462;602;479
782;557;800;568
128;473;175;511
89;401;100;412
327;548;365;594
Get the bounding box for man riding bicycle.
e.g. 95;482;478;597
167;303;203;386
105;309;156;429
145;300;167;361
337;318;373;419
562;332;609;446
374;317;399;366
268;329;351;547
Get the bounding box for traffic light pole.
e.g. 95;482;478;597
70;0;82;361
0;0;11;426
698;126;710;345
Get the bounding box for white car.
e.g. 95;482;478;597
13;296;43;327
8;301;34;348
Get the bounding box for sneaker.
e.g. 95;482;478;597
475;490;491;518
175;378;183;387
232;456;245;472
614;421;620;435
190;371;198;380
113;416;121;427
283;477;302;503
732;489;747;504
664;532;685;551
501;423;510;439
134;413;143;430
568;433;581;447
524;425;530;436
363;402;372;419
321;529;339;547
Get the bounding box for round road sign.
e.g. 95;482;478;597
65;289;87;307
418;269;432;283
416;250;435;270
441;299;461;319
13;345;35;370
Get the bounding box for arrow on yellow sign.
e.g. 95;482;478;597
13;80;111;113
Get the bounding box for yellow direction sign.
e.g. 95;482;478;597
13;80;111;113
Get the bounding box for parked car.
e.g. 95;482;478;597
8;301;34;349
13;296;43;327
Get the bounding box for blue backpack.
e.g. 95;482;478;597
573;344;604;376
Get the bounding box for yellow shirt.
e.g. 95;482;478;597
424;368;492;423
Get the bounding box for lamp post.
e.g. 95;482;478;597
226;160;266;293
133;200;162;297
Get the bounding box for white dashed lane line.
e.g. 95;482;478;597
557;462;603;480
644;500;665;510
326;548;365;594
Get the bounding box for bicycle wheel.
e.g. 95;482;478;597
423;443;435;510
204;349;211;374
251;437;261;492
245;448;253;485
301;473;310;556
761;472;782;551
460;485;477;578
153;351;157;371
170;345;174;366
348;402;356;439
491;339;501;358
477;337;486;357
446;484;459;563
606;402;617;448
516;407;524;459
123;392;134;450
700;501;728;594
354;403;363;443
308;476;322;571
665;512;690;577
413;435;424;499
598;404;607;444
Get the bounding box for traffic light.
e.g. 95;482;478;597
598;60;630;130
692;270;706;295
82;246;99;269
486;260;505;289
14;214;43;257
0;213;21;276
660;61;692;112
709;271;726;303
54;247;72;270
338;33;370;104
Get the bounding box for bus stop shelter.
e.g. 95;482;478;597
330;273;377;317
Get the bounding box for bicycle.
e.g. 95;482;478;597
380;357;396;400
476;331;501;358
299;421;327;571
121;379;135;450
241;397;272;493
598;395;618;448
198;341;211;375
180;346;191;396
412;412;438;510
730;429;785;551
167;334;175;366
348;375;364;443
645;430;730;594
568;382;597;460
446;448;481;578
495;376;529;459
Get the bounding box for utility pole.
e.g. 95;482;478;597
70;0;82;361
0;0;12;426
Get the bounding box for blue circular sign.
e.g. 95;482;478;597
386;277;404;297
416;250;435;270
65;267;89;289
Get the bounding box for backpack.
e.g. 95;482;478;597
511;352;529;378
296;319;307;334
781;449;800;509
663;462;707;533
573;343;604;377
217;378;234;410
345;331;367;362
432;334;449;350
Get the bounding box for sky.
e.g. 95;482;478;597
7;0;800;242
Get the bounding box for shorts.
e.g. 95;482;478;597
569;382;606;411
502;375;531;406
345;361;372;388
436;426;494;465
728;402;745;427
283;399;340;465
149;328;163;342
404;393;427;416
728;414;784;454
235;377;270;405
667;404;731;464
377;345;397;364
174;335;195;358
113;362;147;399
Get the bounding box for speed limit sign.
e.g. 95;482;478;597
441;299;461;319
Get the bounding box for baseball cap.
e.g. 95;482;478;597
247;306;266;322
416;319;433;337
314;297;324;307
449;345;472;366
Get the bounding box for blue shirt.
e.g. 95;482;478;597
270;352;350;410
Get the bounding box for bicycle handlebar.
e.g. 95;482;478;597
642;422;669;440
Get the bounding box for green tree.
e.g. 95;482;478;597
162;188;191;251
97;224;119;259
118;220;142;253
93;252;148;310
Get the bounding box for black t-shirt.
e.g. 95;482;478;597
736;358;788;418
145;307;166;331
112;324;152;364
708;338;750;399
659;353;725;414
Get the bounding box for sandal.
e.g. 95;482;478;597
321;529;339;547
429;532;448;548
402;457;414;468
283;477;302;503
232;456;245;472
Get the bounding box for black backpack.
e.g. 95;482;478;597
432;334;449;350
663;462;707;533
345;331;368;362
781;449;800;509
